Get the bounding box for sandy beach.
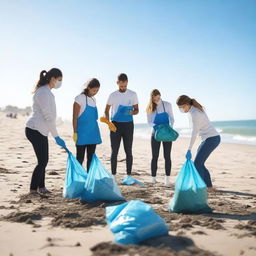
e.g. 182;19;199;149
0;113;255;256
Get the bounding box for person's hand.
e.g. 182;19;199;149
55;136;66;148
186;150;192;160
100;117;117;132
73;133;78;143
108;122;117;132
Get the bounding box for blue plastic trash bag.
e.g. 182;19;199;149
63;150;87;199
81;154;124;202
121;176;144;186
106;200;169;245
169;160;212;213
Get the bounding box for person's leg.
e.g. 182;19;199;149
76;145;86;165
25;128;49;191
86;144;97;171
194;135;221;187
38;138;49;189
122;122;134;175
163;141;172;176
151;135;161;177
110;123;122;175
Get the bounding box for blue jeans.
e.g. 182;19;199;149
194;135;221;187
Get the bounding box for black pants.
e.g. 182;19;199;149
110;121;134;175
76;144;96;171
25;127;48;190
151;134;172;177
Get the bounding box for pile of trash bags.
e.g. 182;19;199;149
63;151;124;202
81;154;124;202
106;200;169;244
63;150;87;199
169;160;212;213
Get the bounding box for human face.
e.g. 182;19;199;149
152;95;161;104
117;80;128;92
88;87;99;97
178;104;191;113
49;76;63;89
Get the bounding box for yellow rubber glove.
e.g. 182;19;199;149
73;132;78;143
100;117;117;132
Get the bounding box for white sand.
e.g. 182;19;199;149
0;113;255;256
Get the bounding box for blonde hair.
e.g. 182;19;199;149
146;89;161;113
176;95;204;112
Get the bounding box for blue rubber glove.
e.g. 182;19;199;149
186;150;192;160
55;136;66;148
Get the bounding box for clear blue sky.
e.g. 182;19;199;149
0;0;255;127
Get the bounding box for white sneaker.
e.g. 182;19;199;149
112;174;117;181
151;177;157;183
164;176;171;186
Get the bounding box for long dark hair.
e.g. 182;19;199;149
82;78;100;96
146;89;161;113
34;68;62;93
176;95;204;112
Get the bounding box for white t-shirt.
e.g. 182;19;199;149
147;100;174;127
107;89;138;118
26;85;58;137
74;94;97;117
188;106;219;150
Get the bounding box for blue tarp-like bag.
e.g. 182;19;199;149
121;176;144;186
81;154;124;202
63;150;87;199
106;200;169;245
169;160;212;213
154;124;179;142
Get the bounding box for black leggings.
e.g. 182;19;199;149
110;121;134;175
151;135;172;177
25;127;49;190
76;144;96;171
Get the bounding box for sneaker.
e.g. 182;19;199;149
151;177;157;183
112;174;117;181
164;176;171;186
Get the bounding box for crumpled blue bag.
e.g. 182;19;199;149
121;176;144;186
169;160;212;213
81;154;124;202
106;200;169;245
63;150;87;199
154;124;179;142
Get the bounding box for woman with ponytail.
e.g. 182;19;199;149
146;89;174;186
26;68;66;195
176;95;221;191
73;78;102;170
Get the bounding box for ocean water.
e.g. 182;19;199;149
134;120;256;146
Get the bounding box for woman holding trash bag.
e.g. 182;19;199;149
26;68;66;195
73;78;102;170
176;95;221;191
146;89;174;186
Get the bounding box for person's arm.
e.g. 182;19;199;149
104;104;111;121
147;112;154;127
188;114;200;150
167;102;174;127
73;102;80;133
130;93;139;115
36;90;58;137
131;104;139;115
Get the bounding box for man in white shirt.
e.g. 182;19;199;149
104;73;139;177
